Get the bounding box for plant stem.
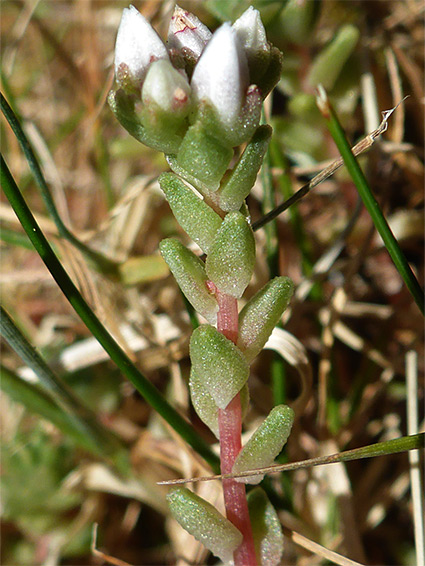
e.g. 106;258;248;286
216;290;257;566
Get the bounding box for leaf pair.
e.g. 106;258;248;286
167;486;284;565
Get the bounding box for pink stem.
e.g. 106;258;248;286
215;288;257;566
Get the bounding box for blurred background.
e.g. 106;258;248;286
1;1;424;565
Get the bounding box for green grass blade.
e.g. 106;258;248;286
0;306;129;467
0;363;121;457
0;92;118;275
0;225;33;249
0;154;220;473
317;90;424;315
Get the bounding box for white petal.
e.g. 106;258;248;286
191;23;248;129
168;5;212;59
114;5;169;86
232;6;268;56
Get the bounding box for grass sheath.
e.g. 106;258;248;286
0;153;220;473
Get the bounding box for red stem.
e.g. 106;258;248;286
216;288;257;566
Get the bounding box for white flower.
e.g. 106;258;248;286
142;59;191;116
191;23;248;130
114;5;169;88
232;6;269;58
168;5;212;60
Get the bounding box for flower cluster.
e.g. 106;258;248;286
109;4;282;193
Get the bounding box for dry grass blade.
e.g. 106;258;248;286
158;434;424;485
282;527;366;566
252;98;408;231
406;351;425;566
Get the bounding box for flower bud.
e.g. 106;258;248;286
233;6;283;97
232;6;269;61
168;5;212;61
191;23;248;131
142;59;191;118
114;5;169;90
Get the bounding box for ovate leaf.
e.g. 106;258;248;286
232;404;294;484
167;487;242;562
189;369;249;438
190;324;249;409
206;211;255;298
238;277;294;362
248;487;284;566
159;173;222;254
160;239;218;323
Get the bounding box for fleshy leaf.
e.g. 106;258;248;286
238;277;294;362
232;405;294;484
159;239;218;324
167;487;242;562
247;488;284;566
206;212;255;298
218;125;272;211
190;325;249;409
108;89;183;154
171;108;234;193
190;369;249;438
159;173;222;254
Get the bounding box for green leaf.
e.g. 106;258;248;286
159;173;222;254
206;211;255;298
190;325;249;409
238;277;294;362
278;0;320;44
172;114;233;192
108;89;183;155
218;125;272;212
167;487;242;562
159;238;218;324
307;25;360;90
232;404;294;483
247;488;284;566
189;369;249;438
119;254;169;285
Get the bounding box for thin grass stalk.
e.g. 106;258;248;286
317;90;424;315
268;138;319;292
161;433;425;485
0;153;220;473
0;92;118;275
